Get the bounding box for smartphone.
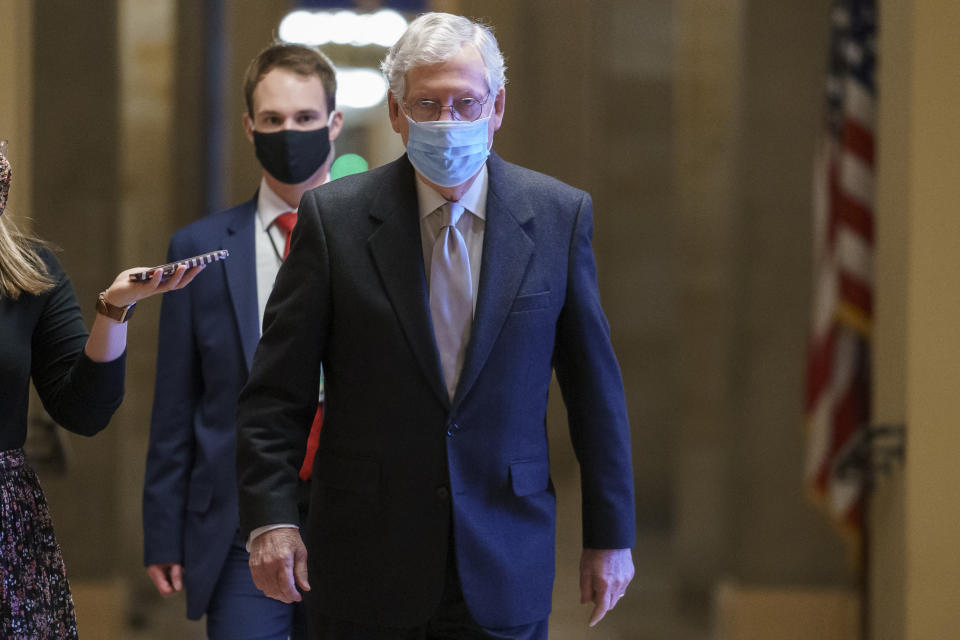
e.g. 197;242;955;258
128;249;229;282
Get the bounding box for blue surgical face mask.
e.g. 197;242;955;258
404;114;491;187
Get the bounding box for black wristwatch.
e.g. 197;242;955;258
96;291;136;322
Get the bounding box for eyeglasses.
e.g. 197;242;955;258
402;94;490;122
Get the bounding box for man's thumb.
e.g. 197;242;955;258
294;546;311;591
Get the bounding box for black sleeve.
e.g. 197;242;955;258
236;188;329;535
31;249;125;436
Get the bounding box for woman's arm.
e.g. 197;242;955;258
84;264;202;362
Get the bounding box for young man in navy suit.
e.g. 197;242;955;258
142;43;343;640
237;13;636;640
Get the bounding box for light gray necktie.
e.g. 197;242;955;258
429;201;473;400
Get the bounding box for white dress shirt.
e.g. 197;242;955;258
254;178;296;329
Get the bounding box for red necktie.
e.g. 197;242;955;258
273;210;298;259
299;406;323;481
273;211;324;480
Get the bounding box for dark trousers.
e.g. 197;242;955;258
309;544;547;640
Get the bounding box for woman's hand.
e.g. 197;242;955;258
101;263;204;308
84;263;205;362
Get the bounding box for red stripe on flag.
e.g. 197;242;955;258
837;193;874;240
805;325;837;412
844;500;863;529
838;272;873;316
830;365;863;458
843;119;875;165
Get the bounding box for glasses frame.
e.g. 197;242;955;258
401;93;492;123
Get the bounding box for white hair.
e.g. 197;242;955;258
380;12;507;101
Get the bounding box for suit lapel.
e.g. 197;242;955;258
455;154;535;406
222;199;260;371
367;158;450;407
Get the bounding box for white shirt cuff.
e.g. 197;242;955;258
245;523;299;552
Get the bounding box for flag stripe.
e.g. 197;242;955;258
805;325;837;412
843;118;875;165
842;76;875;128
839;272;873;318
839;152;875;208
837;190;874;240
836;226;873;286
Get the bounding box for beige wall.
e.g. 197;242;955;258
223;0;293;207
0;0;33;224
872;1;960;639
871;0;910;637
115;0;178;601
725;0;852;586
900;1;960;638
30;0;123;579
670;0;745;587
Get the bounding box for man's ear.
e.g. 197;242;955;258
491;86;506;132
242;112;255;143
388;94;403;134
328;110;344;141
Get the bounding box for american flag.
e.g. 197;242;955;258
804;0;876;551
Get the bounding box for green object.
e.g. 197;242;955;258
330;153;369;180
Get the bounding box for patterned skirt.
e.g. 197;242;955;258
0;448;78;639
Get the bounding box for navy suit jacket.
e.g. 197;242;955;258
237;153;635;628
143;198;262;620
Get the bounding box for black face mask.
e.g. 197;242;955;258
253;127;331;185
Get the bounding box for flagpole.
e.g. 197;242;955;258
859;444;871;640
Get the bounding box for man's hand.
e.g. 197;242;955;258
146;562;183;596
579;548;635;627
248;527;310;603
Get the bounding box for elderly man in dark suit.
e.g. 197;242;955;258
237;12;636;640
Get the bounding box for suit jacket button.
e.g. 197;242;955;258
446;422;459;437
436;486;450;500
